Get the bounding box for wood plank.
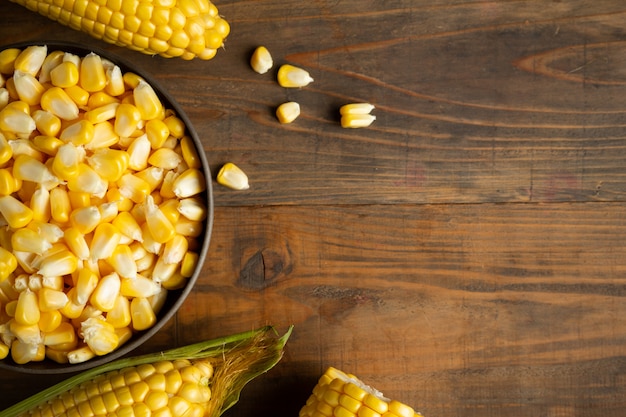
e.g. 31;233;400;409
3;2;626;206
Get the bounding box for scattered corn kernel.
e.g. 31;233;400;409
216;162;249;190
340;103;376;128
250;46;273;74
276;101;300;124
277;64;314;88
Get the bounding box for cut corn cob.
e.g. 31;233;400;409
1;326;292;417
9;0;230;61
300;367;424;417
0;46;209;365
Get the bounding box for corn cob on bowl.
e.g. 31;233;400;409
0;42;214;374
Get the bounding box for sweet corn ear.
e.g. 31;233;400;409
10;0;229;60
250;46;273;74
217;162;249;191
277;64;314;88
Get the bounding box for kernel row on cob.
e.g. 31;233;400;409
0;325;292;417
9;0;229;60
0;44;210;365
300;367;423;417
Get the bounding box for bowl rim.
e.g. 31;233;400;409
0;41;214;374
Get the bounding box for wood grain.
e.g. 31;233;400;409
2;0;626;416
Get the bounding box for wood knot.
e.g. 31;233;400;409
237;247;293;290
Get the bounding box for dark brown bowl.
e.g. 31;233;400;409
0;41;213;374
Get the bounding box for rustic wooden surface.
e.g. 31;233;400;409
2;0;626;416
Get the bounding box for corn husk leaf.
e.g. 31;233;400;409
1;325;293;417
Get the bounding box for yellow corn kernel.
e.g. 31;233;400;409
81;316;120;355
11;227;52;255
145;118;170;149
13;45;47;76
0;103;36;137
67;163;108;198
0;133;13;165
13;70;45;106
86;120;119;150
0;194;33;228
80;52;107;92
87;148;130;182
63;227;90;261
0;48;20;74
43;321;76;347
148;147;183;170
108;245;138;279
130;297;156;331
177;135;200;169
106;295;132;328
52;142;81;181
50;60;80;88
12;154;58;184
11;339;44;364
38;288;70;313
39;309;63;333
84;101;120;125
250;46;273;74
173;167;207;197
107;187;134;212
117;173;152;204
180;251;198;278
276;101;300;124
136;167;165;193
161;233;188;265
114;103;142;137
121;274;160;299
40;86;80;121
15;289;40;326
340;103;375;116
38;248;78;277
90;272;121;312
0;168;19;195
277;64;314;88
69;205;102;234
177;197;207;222
134;80;163;120
127;134;151;171
216;162;249;191
60;119;96;146
32;135;63;157
90;223;123;261
145;195;176;244
163;115;185;139
340;114;376;129
105;63;126;96
67;345;97;364
32;110;62;139
88;91;119;109
49;186;71;223
64;84;90;107
174;217;203;238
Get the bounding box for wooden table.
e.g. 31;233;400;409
2;1;626;416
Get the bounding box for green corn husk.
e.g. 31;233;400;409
1;325;293;417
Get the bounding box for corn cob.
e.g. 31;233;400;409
300;367;424;417
0;326;292;417
8;0;230;60
0;45;211;365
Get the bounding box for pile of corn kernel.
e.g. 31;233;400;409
0;45;207;364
